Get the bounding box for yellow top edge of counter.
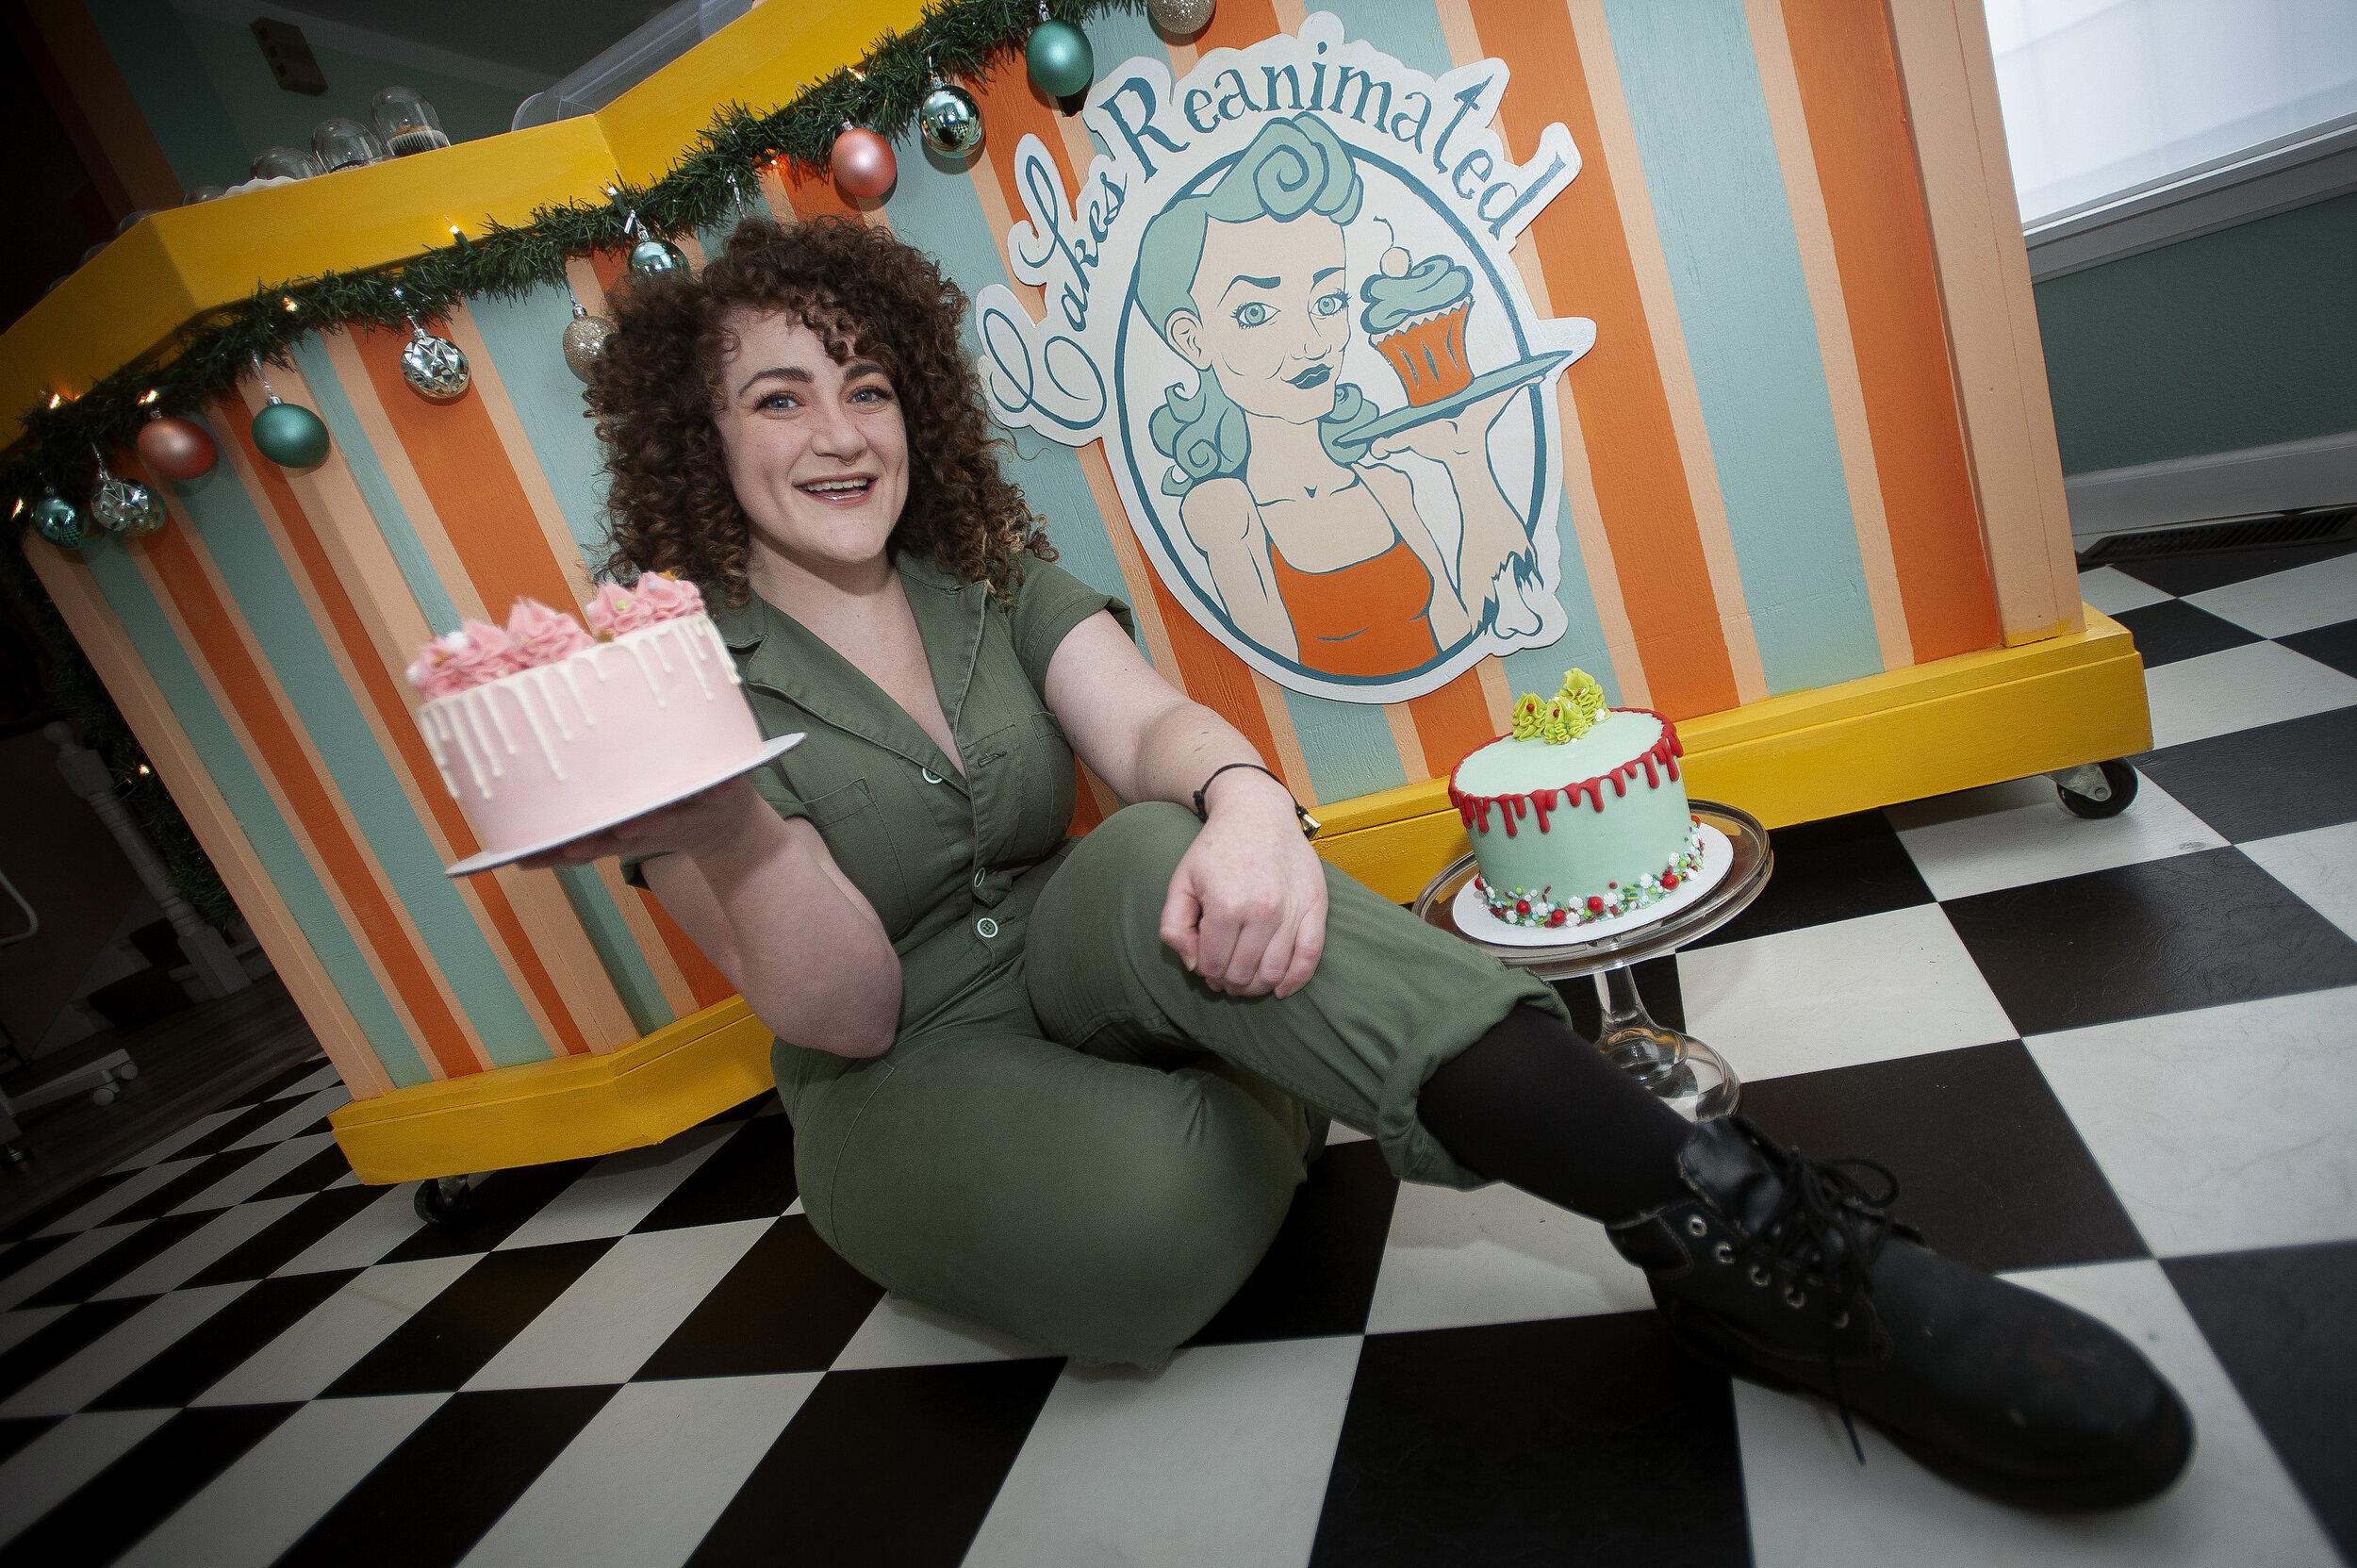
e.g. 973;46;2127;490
0;0;929;448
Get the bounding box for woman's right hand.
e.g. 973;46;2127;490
517;775;767;871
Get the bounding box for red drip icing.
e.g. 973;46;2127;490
1446;710;1687;839
1610;766;1627;797
1531;788;1555;833
1641;752;1658;787
1502;795;1525;838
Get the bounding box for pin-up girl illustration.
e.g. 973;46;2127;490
1135;115;1539;678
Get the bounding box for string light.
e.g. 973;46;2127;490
139;388;159;404
281;296;300;313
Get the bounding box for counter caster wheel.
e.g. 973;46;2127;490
414;1175;474;1227
90;1086;116;1107
2052;759;2139;819
114;1061;139;1081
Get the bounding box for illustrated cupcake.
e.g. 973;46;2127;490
1360;247;1475;406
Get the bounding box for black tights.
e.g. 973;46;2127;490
1418;1005;1696;1222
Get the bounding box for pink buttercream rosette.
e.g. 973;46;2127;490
586;572;705;639
406;597;608;697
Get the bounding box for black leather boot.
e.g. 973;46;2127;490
1607;1115;2193;1510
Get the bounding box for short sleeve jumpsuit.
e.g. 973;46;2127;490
631;553;1566;1366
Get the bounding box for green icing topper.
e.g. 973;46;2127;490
1508;668;1608;744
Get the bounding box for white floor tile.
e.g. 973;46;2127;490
456;1375;820;1568
1364;1181;1651;1335
1887;775;2226;901
1739;1259;2337;1566
2186;552;2357;638
193;1254;477;1406
116;1394;447;1568
494;1122;734;1251
830;1295;1054;1371
92;1197;307;1300
171;1134;338;1215
2079;567;2172;616
0;1283;251;1417
0;1305;68;1356
2143;641;2357;750
1677;905;2019;1081
272;1182;427;1275
0;1408;174;1547
963;1336;1362;1568
37;1157;204;1238
227;1085;352;1150
464;1220;768;1390
111;1108;243;1173
2027;989;2357;1257
0;1224;138;1312
2242;821;2357;940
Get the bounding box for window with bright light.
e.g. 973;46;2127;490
1986;0;2357;223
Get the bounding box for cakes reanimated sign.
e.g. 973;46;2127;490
977;12;1596;702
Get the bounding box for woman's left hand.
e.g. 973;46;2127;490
1159;771;1328;999
1367;382;1525;465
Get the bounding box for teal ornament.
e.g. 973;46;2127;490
253;399;330;468
628;235;688;277
28;492;89;547
1026;16;1094;99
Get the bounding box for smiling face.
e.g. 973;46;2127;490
712;308;910;584
1163;212;1350;424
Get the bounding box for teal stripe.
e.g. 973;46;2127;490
1282;688;1409;803
1503;494;1623;707
288;337;462;634
81;536;434;1088
173;466;552;1068
1601;0;1881;695
464;286;616;579
1314;0;1455;77
552;866;674;1036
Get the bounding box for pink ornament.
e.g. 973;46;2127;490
831;125;897;199
504;598;596;666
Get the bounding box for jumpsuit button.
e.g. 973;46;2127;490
973;867;986;888
920;767;944;784
976;917;999;939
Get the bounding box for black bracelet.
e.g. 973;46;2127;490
1192;762;1321;839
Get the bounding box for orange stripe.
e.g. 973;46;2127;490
227;424;595;1057
1196;0;1282;50
1404;669;1496;779
637;891;735;1009
142;465;483;1081
1472;0;1739;720
1780;0;2002;663
1067;756;1106;834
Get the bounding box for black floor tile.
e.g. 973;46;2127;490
2134;704;2357;843
0;1402;298;1568
0;1296;152;1403
226;1057;332;1109
252;1141;354;1200
635;1216;884;1379
2166;1240;2357;1562
174;1098;302;1160
0;1233;69;1286
1;1171;136;1244
1944;847;2357;1035
1740;1042;2146;1273
278;1385;617;1568
22;1211;219;1308
635;1114;798;1232
2279;618;2357;680
1685;810;1935;951
1190;1140;1398;1346
108;1146;268;1225
687;1359;1063;1568
325;1240;613;1396
92;1269;358;1409
185;1185;384;1287
2112;598;2265;667
377;1159;594;1263
0;1415;57;1468
2110;536;2357;598
1311;1312;1749;1568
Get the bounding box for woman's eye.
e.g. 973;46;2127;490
756;391;798;412
1231;301;1273;328
850;385;893;404
1313;291;1346;318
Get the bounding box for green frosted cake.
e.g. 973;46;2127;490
1447;670;1703;930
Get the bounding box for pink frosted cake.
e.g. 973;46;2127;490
405;575;768;868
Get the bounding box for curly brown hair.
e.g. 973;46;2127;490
586;216;1052;604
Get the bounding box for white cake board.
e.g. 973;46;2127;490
443;733;803;877
1449;823;1736;948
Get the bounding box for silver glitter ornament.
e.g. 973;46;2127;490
90;450;163;536
917;79;984;158
1146;0;1215;33
400;322;470;402
563;302;614;382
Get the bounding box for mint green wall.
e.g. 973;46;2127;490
2034;191;2357;475
84;0;248;195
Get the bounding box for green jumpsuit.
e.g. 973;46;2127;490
630;553;1564;1366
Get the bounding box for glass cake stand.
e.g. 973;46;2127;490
1412;801;1772;1120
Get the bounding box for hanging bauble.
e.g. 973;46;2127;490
917;80;984;158
563;303;614;382
399;321;470;402
27;492;89;548
1146;0;1216;34
1027;11;1095;99
90;459;163;536
831;124;896;199
137;414;216;480
253;400;330;467
627;235;688;278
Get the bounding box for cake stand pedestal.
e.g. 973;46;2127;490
1412;801;1773;1121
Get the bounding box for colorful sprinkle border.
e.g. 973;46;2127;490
1475;818;1707;930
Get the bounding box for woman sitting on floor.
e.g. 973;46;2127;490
527;216;2191;1512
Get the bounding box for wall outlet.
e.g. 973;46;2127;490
251;19;328;96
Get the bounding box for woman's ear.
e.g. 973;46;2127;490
1164;310;1212;371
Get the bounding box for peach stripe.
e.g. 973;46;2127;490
27;545;394;1098
1743;0;1913;670
1383;704;1427;783
1475;658;1513;732
315;330;488;625
1247;668;1314;801
1563;0;1768;707
1778;0;2003;664
566;256;611;317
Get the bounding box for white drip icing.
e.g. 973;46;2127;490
419;712;461;800
624;638;667;708
558;660;595;726
529;668;572;741
515;685;566;782
484;691;519;759
439;704;491;798
675;622;717;701
649;630;674;675
462;693;503;779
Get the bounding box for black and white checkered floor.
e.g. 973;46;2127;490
3;541;2352;1567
